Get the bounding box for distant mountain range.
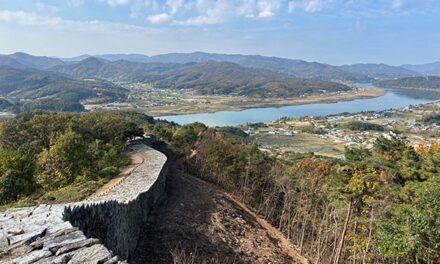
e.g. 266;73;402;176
374;76;440;100
61;52;372;81
0;52;64;70
51;57;182;82
59;52;440;79
401;62;440;76
338;63;418;78
140;61;352;97
51;58;351;97
375;76;440;89
1;51;439;81
0;51;439;112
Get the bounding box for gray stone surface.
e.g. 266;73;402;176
0;143;168;264
63;144;168;259
55;238;100;256
87;144;167;204
0;232;8;252
9;249;52;264
68;244;112;264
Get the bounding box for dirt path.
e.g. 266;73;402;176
89;150;144;199
131;163;308;264
223;192;309;264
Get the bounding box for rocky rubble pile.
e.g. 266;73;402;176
0;204;124;264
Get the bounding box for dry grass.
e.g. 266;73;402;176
254;133;345;158
170;245;237;264
170;245;197;264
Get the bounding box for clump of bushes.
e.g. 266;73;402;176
0;111;146;206
342;121;385;131
421;112;440;125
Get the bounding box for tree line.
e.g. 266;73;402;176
0;111;146;205
1;111;439;263
168;123;440;264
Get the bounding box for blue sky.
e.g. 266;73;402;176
0;0;439;65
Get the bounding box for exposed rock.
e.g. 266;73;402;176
67;244;112;264
33;252;74;264
0;232;9;251
103;256;120;264
8;228;46;246
46;233;87;254
30;227;79;250
46;221;73;235
55;238;100;256
6;228;23;236
9;248;52;264
0;243;31;261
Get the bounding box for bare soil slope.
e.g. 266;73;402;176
130;162;306;264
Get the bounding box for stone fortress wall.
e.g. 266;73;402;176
0;143;168;264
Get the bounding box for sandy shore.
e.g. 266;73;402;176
147;88;385;117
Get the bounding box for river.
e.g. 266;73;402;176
158;89;438;127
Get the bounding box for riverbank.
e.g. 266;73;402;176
158;89;436;127
147;88;385;117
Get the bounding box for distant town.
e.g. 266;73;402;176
242;102;440;158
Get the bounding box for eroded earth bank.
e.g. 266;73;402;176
130;157;307;264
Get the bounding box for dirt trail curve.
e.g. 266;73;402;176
131;162;309;264
89;149;144;199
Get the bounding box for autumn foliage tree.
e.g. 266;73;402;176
0;111;148;205
182;127;440;264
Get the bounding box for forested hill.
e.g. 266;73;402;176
50;57;182;82
1;110;440;263
147;61;352;97
164;121;440;264
51;58;352;98
0;52;64;70
338;63;417;78
65;52;372;82
0;66;128;112
375;76;440;89
401;61;440;75
5;52;440;83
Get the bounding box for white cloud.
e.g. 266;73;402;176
130;0;161;18
172;0;233;26
257;0;281;19
236;0;257;17
389;0;435;10
148;13;173;24
169;0;282;26
0;9;157;34
36;2;60;15
58;0;440;28
166;0;185;14
288;0;332;13
100;0;131;7
0;10;62;26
